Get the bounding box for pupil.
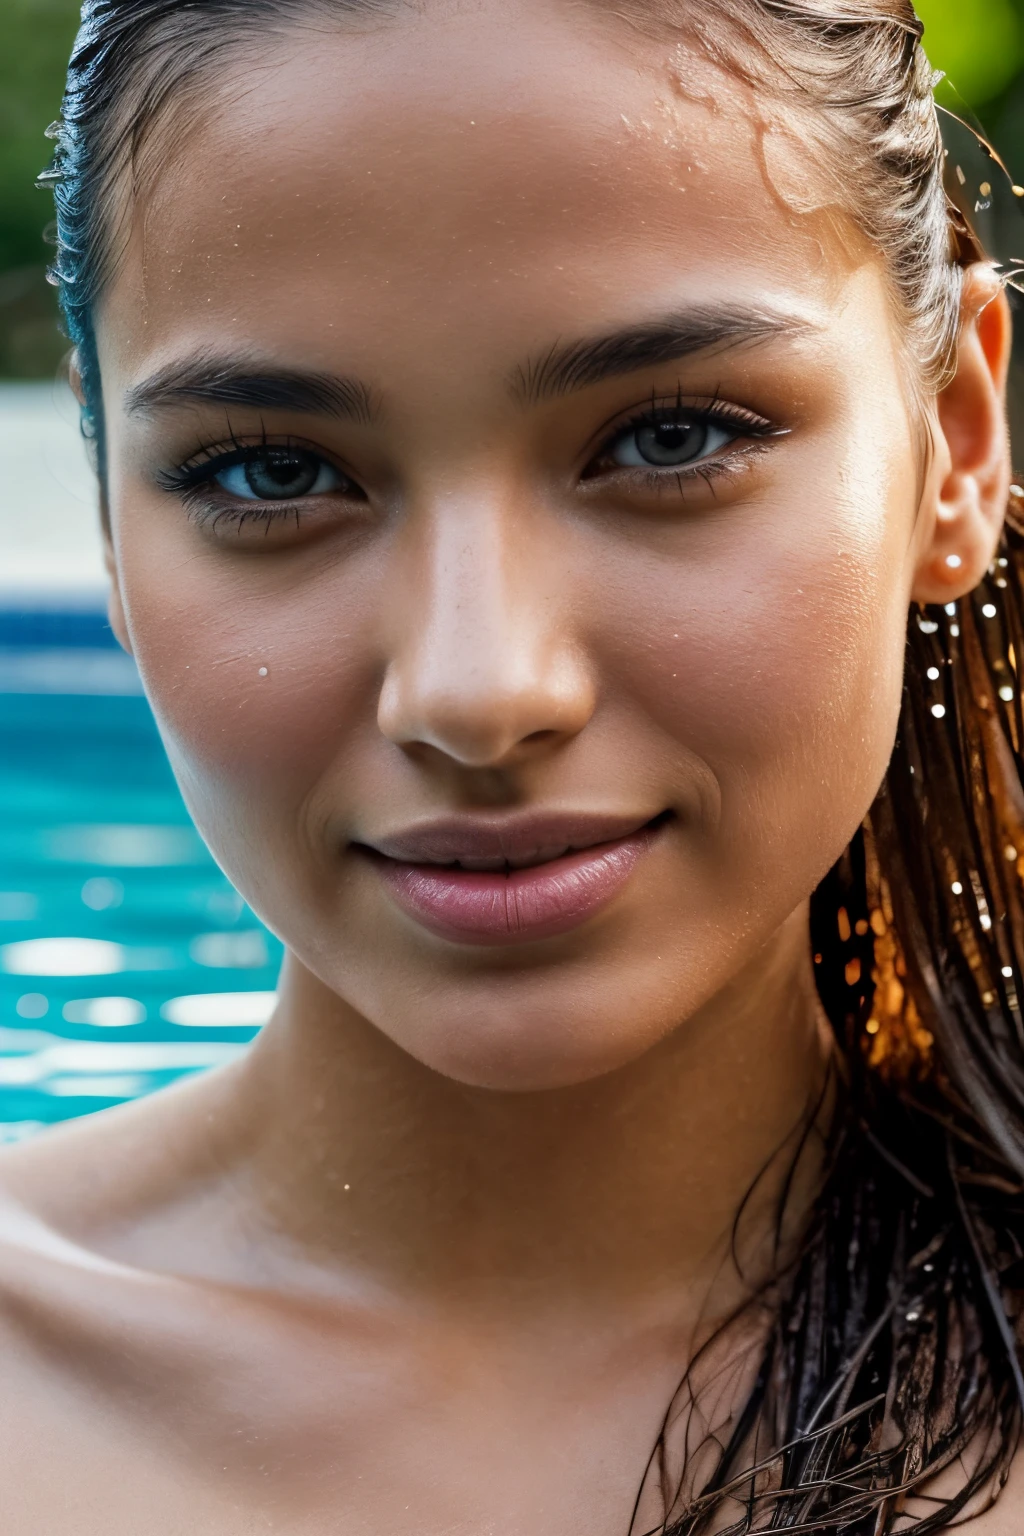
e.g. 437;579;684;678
636;419;705;467
245;452;318;498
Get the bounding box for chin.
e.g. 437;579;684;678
385;995;672;1092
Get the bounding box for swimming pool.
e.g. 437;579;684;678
0;600;280;1138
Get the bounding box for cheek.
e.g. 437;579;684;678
600;485;912;872
116;547;378;831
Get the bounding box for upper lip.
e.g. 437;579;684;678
357;812;664;871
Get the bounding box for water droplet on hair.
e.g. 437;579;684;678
952;881;964;895
1002;966;1014;978
944;602;958;615
931;703;946;718
982;603;998;618
927;666;941;681
44;120;62;139
918;619;939;634
1000;685;1015;702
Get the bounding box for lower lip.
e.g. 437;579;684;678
368;829;657;946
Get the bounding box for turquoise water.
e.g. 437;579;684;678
0;606;280;1138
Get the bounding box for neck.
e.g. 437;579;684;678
229;900;831;1322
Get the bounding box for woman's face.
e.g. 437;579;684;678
96;0;926;1090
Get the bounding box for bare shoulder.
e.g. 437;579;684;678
0;1054;247;1244
968;1454;1024;1534
907;1444;1024;1535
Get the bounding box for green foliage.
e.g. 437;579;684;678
0;0;79;273
917;0;1024;109
0;0;80;376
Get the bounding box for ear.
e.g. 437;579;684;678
68;348;84;405
911;263;1013;606
103;534;133;657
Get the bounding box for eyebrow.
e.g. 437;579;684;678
124;355;377;425
510;304;812;404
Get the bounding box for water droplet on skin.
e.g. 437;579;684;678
945;553;962;569
258;667;268;678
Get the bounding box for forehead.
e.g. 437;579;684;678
100;0;871;384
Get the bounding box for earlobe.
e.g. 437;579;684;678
911;264;1013;607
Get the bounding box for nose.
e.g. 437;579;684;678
377;495;596;768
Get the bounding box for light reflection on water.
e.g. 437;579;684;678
0;605;281;1139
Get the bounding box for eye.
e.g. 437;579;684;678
214;448;342;501
609;413;736;469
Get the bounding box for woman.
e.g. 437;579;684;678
10;0;1024;1528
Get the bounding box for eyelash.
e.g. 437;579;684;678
154;428;359;526
590;393;778;486
156;397;779;529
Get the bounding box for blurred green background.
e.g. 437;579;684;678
2;0;1024;379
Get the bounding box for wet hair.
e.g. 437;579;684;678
41;1;1024;1530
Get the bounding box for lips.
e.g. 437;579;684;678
357;812;665;945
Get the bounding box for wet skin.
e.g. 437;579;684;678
0;1;1017;1531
